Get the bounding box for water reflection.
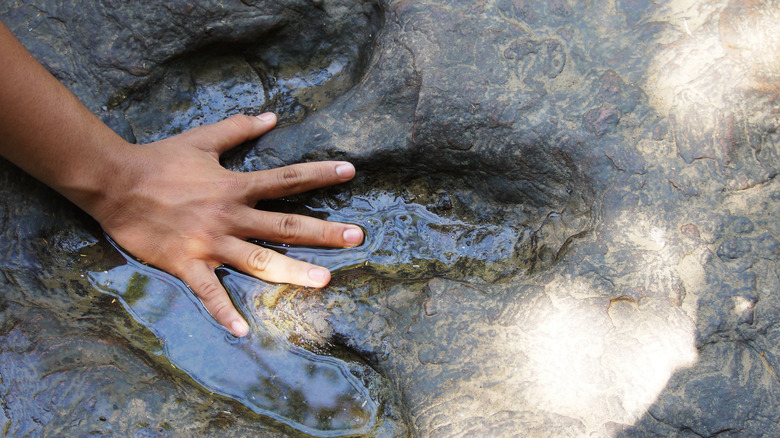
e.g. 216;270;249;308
88;248;377;437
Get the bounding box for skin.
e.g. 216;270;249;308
0;21;364;337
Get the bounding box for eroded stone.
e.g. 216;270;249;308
1;0;780;436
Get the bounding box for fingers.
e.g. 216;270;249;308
183;113;277;155
179;236;337;338
234;209;364;247
243;161;357;201
180;261;250;338
217;238;331;288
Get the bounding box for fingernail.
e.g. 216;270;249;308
308;267;330;285
335;163;355;179
257;112;276;122
231;319;249;337
343;227;364;245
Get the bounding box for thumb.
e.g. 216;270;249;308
184;113;277;156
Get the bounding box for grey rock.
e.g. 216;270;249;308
2;0;780;436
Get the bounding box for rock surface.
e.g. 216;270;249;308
1;0;779;436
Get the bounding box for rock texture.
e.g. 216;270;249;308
1;0;779;437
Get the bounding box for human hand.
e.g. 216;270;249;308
92;113;363;337
0;24;354;337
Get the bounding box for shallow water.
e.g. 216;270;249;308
73;185;545;436
88;246;378;436
258;191;535;282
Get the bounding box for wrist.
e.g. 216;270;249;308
57;133;139;225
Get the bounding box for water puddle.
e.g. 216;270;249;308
79;187;559;435
88;247;379;437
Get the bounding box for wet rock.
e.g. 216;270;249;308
2;0;780;437
717;238;752;261
583;103;620;137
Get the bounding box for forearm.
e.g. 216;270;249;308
0;20;132;218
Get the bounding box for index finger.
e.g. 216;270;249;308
243;161;356;201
